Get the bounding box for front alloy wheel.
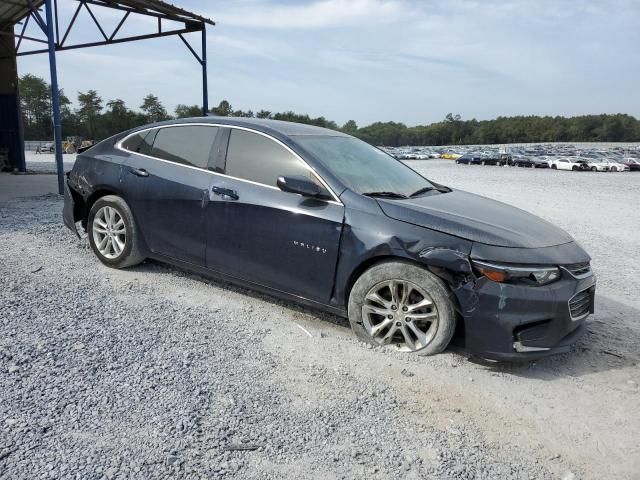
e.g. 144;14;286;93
362;280;438;352
348;261;456;356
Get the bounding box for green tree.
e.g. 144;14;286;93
211;100;233;116
234;109;255;118
140;94;169;123
256;110;272;119
77;90;103;138
342;120;358;134
18;74;52;139
175;104;203;118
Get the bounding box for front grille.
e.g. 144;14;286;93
569;289;592;319
564;262;591;277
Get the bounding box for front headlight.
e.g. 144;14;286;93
472;260;560;286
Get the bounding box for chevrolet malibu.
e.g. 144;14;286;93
63;118;596;361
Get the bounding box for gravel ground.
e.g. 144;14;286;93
1;160;639;479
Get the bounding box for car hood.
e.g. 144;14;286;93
376;190;573;248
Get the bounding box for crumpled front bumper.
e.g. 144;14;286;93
454;268;596;361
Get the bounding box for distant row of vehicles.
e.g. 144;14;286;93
455;154;639;171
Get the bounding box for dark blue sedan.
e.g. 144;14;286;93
64;117;596;361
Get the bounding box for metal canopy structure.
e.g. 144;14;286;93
0;0;215;193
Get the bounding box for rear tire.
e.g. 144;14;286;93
348;261;456;356
88;195;145;269
551;164;557;170
591;166;597;172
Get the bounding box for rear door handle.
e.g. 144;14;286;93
211;186;239;200
130;167;149;177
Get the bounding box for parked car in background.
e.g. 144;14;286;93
550;158;581;171
529;158;550;168
508;155;535;167
606;160;630;172
618;158;640;171
63;117;596;361
36;142;55;153
479;153;505;166
579;158;610;172
455;155;482;165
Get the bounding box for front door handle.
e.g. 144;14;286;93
211;185;239;200
130;167;149;177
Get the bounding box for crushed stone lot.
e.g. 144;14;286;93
1;160;639;479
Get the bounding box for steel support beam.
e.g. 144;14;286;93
201;26;208;115
44;0;64;194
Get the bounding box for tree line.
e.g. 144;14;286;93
19;74;640;146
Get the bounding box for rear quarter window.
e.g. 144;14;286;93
150;126;218;169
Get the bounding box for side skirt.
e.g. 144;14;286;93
144;252;348;318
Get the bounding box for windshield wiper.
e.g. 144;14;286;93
409;186;435;198
362;191;408;199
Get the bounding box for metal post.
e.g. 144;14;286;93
44;0;64;194
201;24;208;115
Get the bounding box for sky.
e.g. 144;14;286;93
16;0;640;127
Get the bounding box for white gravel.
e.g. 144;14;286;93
1;160;639;479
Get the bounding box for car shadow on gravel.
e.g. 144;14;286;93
115;260;639;380
127;259;352;331
470;295;640;379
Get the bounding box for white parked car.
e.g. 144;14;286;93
550;157;581;171
606;160;630;172
581;158;610;171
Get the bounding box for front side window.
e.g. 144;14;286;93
150;126;218;169
225;129;312;187
296;136;434;197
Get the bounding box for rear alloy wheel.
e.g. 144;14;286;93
88;195;144;268
348;261;456;356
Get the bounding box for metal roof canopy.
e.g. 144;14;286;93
0;0;215;193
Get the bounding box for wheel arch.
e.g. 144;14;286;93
82;187;125;229
343;248;471;311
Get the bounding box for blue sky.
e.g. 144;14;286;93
17;0;640;126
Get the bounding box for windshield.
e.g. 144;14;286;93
296;136;434;197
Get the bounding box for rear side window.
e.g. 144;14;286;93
121;130;155;155
225;129;310;187
150;126;218;169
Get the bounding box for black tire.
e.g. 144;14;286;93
591;166;597;172
572;166;578;171
87;195;145;269
348;261;456;356
551;164;557;170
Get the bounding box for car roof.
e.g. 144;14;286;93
137;116;350;138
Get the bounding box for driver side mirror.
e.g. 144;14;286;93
277;175;329;200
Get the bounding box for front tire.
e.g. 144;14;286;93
88;195;145;269
348;261;456;356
